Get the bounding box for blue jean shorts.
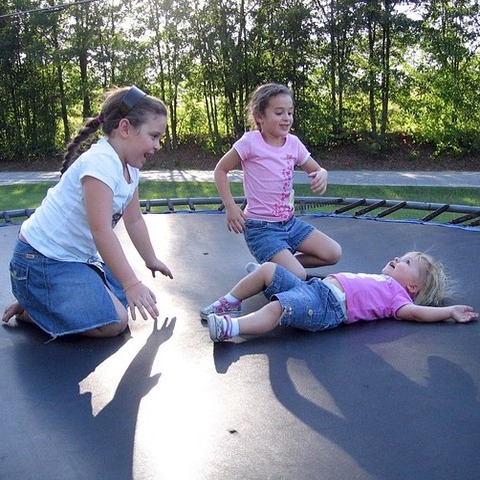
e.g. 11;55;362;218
9;239;127;337
243;216;315;264
263;264;346;332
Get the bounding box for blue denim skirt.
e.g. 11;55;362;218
263;264;346;332
9;239;127;337
243;216;315;264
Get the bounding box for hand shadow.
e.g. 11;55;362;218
1;316;176;480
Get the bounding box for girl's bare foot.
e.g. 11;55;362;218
2;300;29;324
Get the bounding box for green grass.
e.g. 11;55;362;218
138;182;480;207
1;181;479;225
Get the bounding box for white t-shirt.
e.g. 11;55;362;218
233;130;310;221
21;138;139;263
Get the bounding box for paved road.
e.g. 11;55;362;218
0;169;479;187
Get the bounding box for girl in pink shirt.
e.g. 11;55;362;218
201;251;478;342
213;83;341;281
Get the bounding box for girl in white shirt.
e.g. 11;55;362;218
2;86;173;338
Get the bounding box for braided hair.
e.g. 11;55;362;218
61;86;167;174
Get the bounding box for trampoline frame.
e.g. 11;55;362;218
1;196;479;228
1;200;479;480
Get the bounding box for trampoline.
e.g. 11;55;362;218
1;199;479;480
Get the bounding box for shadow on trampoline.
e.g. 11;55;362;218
213;322;479;479
1;317;175;479
1;213;479;480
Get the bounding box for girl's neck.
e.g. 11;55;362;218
260;130;287;147
107;137;131;183
122;161;131;183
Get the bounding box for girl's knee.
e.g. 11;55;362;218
259;261;278;283
114;311;129;335
315;235;342;265
87;310;128;337
109;319;129;336
328;241;342;264
96;317;128;337
266;300;283;327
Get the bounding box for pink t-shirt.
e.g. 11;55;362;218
331;273;413;323
233;130;310;221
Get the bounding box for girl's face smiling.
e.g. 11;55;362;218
382;252;422;296
116;113;167;170
254;94;294;146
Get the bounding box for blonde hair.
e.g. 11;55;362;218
246;83;293;130
409;251;450;306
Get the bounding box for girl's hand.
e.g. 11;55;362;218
309;168;328;195
147;260;174;279
225;204;246;234
451;305;479;323
125;282;159;321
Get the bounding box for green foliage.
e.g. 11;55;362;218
1;0;480;164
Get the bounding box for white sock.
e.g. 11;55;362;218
212;292;240;307
229;317;240;336
224;292;239;303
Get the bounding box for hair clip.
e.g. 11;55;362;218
118;85;147;117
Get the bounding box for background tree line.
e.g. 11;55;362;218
0;0;479;165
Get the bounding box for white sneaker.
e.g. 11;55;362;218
245;262;260;274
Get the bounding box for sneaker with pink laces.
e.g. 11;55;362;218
207;314;233;342
200;296;241;320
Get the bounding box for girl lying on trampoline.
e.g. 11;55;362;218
201;251;478;342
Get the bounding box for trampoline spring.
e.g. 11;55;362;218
448;210;480;225
295;202;321;214
1;211;12;224
334;199;366;214
355;200;386;216
376;201;407;218
421;204;450;222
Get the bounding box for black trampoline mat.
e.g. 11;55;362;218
1;214;479;480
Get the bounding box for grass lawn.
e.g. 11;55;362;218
0;181;479;225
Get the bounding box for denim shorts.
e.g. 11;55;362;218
263;264;347;332
243;216;315;264
9;239;127;337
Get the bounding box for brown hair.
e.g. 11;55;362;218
61;86;167;174
245;83;293;130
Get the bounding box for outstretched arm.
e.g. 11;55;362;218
84;177;160;321
396;303;478;323
122;188;173;279
214;148;245;233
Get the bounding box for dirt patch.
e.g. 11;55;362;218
1;140;479;172
148;142;480;172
